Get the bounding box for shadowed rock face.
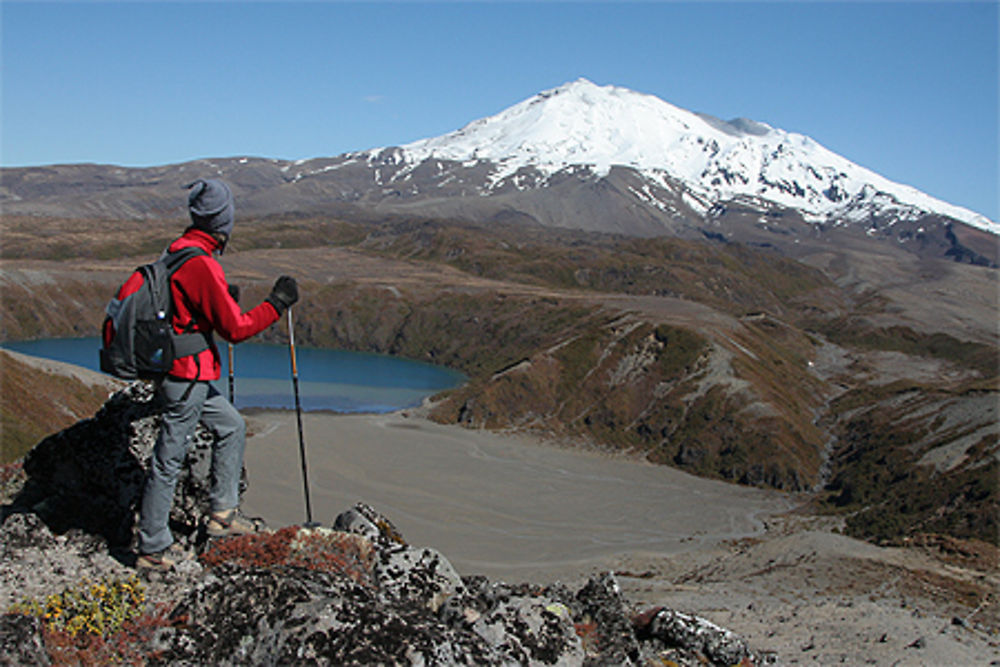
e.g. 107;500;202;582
9;382;223;551
1;385;766;666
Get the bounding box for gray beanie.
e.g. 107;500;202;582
186;179;235;239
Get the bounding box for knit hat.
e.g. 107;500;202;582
186;179;235;240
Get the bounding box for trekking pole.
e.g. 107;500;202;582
227;343;235;403
286;307;314;525
227;284;239;403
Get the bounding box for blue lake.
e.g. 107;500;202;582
2;337;466;414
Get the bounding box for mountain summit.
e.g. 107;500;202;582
373;79;994;233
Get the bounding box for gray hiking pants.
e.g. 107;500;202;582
138;377;245;555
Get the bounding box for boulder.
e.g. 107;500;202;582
632;605;762;665
154;565;503;665
573;572;642;663
334;502;468;612
7;382;232;552
141;507;587;666
335;504;586;664
449;577;585;665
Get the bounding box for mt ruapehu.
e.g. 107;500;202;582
2;79;996;267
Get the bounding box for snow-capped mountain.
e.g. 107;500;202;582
362;78;995;234
2;78;995;267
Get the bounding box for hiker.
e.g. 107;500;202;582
136;178;299;570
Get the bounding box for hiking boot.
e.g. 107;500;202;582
136;543;191;571
206;509;261;537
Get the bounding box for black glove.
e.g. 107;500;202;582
227;284;240;304
266;275;299;314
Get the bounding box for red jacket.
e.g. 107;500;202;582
111;229;280;381
166;229;280;380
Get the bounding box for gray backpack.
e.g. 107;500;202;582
100;247;210;380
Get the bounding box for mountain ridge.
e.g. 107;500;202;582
1;79;994;246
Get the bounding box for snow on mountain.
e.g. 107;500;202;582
367;79;996;234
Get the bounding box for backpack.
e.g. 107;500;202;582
100;247;210;380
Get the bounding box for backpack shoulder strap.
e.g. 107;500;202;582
162;246;209;274
161;246;213;360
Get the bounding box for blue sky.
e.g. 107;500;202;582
3;1;997;221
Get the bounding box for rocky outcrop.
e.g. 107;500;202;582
5;382;228;552
1;509;764;666
1;384;769;665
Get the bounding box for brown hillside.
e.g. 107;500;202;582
1;213;996;543
0;350;120;463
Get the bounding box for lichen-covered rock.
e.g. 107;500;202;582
8;382;230;551
0;510;58;555
0;613;50;666
376;545;466;613
154;565;505;666
336;504;586;663
633;605;764;666
144;509;588;666
335;504;467;613
0;512;143;614
333;501;407;548
573;572;641;664
457;582;585;666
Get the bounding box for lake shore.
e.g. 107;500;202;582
243;409;1000;664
